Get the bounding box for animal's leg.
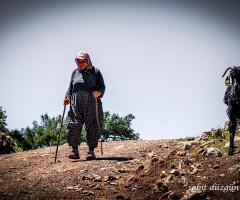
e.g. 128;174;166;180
228;111;236;155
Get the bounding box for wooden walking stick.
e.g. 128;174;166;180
55;104;66;163
95;97;103;156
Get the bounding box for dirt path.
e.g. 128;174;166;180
0;139;240;199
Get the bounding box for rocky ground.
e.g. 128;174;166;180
0;130;240;200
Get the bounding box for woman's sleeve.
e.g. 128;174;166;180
65;70;75;99
97;70;105;98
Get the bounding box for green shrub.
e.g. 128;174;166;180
13;146;23;153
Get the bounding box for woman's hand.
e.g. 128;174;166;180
63;97;70;105
92;91;101;99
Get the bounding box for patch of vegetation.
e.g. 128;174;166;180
158;186;163;191
184;136;195;140
169;162;176;168
190;148;200;158
0;106;141;151
219;147;228;151
209;142;217;148
13;146;23;153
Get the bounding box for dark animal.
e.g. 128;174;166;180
222;66;240;155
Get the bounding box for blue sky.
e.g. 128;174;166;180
0;0;240;140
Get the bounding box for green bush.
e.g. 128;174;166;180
13;146;23;153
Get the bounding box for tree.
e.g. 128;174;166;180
102;111;140;141
27;113;67;148
8;128;31;151
2;109;140;151
0;106;7;131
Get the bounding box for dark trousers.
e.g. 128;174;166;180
66;90;103;148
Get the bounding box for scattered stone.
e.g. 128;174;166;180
202;130;212;135
178;161;183;169
184;157;193;165
229;164;240;171
151;157;159;163
194;137;201;142
179;170;186;176
183;143;190;150
103;175;117;182
190;169;199;175
123;176;139;188
110;182;118;186
160;171;166;178
195;164;201;168
41;153;50;157
166;175;173;182
99;167;108;171
118;169;130;173
114;145;125;150
198;148;206;155
168;191;178;200
160;173;166;178
159;158;165;164
220;174;225;177
159;190;173;199
147;152;155;158
67;186;73;190
200;141;210;148
170;149;177;155
200;176;207;181
205;148;222;157
135;165;144;172
87;191;94;195
213;165;220;169
181;189;203;200
82;175;92;180
212;129;225;138
162;143;168;148
170;169;180;176
200;130;212;140
93;184;102;190
189;141;197;146
177;151;186;156
93;175;102;182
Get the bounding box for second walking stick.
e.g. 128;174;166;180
95;98;103;156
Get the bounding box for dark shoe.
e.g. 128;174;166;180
86;150;96;160
68;149;80;159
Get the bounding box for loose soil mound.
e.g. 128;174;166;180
0;139;239;200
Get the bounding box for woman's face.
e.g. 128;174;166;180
77;59;88;69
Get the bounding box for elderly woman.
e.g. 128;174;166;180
64;51;105;160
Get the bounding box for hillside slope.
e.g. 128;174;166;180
0;137;240;200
